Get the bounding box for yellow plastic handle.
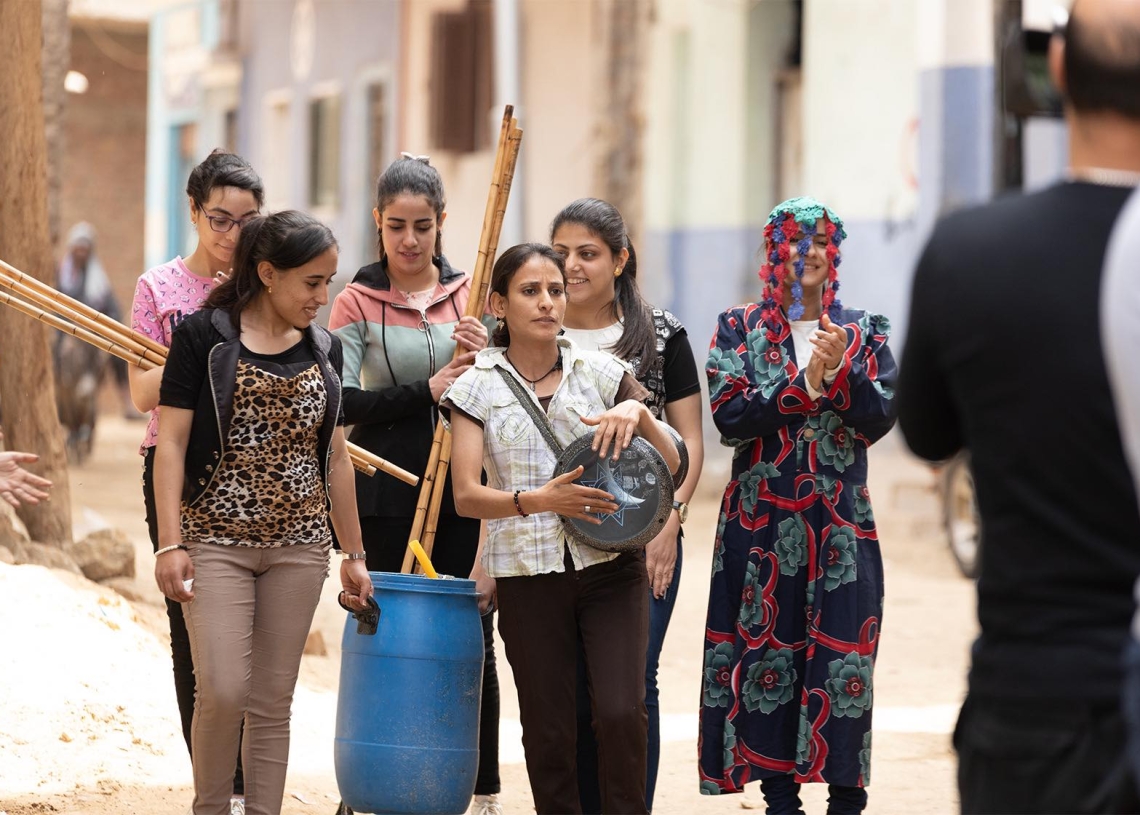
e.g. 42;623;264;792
408;539;439;579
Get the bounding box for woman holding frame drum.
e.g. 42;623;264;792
443;242;680;815
551;198;704;813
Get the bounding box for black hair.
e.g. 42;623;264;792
549;198;656;372
375;156;447;260
489;242;566;348
1063;0;1140;119
186;148;265;213
206;210;338;328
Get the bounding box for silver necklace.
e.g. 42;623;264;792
1066;166;1140;188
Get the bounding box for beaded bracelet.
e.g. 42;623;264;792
155;544;188;557
513;489;528;517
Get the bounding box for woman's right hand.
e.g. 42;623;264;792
429;351;478;402
530;466;620;524
155;548;194;602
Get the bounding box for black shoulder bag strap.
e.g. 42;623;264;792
495;367;564;456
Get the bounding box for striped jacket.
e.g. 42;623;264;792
329;256;475;518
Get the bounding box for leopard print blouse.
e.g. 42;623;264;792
181;360;332;548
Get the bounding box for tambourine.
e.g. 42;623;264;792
554;431;675;553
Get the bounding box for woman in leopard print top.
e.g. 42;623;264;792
153;211;372;815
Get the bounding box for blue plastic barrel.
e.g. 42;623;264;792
335;572;484;814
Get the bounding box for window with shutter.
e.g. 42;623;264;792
430;0;494;153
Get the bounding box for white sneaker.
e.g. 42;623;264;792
229;798;246;815
470;794;504;815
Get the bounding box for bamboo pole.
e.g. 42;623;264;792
0;275;411;483
403;108;523;572
420;433;452;558
0;259;167;357
0;289;154;369
0;272;165;366
418;127;522;561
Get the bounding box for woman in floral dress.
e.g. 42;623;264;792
698;197;897;815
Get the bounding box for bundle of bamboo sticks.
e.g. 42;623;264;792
0;258;418;485
401;106;524;573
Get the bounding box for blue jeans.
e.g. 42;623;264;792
577;533;682;813
1120;639;1140;806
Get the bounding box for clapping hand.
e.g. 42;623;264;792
809;314;848;369
805;314;848;391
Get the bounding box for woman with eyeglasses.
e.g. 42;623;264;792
128;148;263;815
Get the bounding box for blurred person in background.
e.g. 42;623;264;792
129;149;263;815
550;198;704;814
54;223;124;461
898;1;1140;811
327;154;502;815
699;197;896;815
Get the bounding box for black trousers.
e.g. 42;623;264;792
955;693;1137;814
358;514;501;796
142;448;244;795
497;551;649;815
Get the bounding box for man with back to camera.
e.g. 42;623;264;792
1102;164;1140;810
898;0;1140;811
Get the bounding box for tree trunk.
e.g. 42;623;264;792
593;0;649;242
0;0;73;545
43;0;70;251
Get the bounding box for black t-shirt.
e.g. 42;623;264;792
661;330;701;404
899;181;1140;701
161;332;344;425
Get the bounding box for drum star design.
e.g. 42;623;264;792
580;458;645;527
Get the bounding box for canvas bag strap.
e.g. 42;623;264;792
495;367;564;456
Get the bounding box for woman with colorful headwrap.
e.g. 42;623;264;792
698;197;897;814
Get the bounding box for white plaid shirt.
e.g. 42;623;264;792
442;337;631;578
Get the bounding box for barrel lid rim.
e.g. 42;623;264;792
369;571;478;594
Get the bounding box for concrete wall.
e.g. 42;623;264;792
238;0;401;273
63;19;149;312
146;0;403;276
518;0;596;244
800;0;921;348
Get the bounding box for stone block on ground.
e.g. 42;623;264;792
304;629;327;656
21;541;82;574
64;528;136;582
0;499;30;549
99;576;148;603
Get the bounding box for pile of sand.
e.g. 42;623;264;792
0;563;190;797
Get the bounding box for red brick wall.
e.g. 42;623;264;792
60;19;148;318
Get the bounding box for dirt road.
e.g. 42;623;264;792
0;416;975;815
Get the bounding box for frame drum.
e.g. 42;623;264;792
664;423;689;489
554;431;675;553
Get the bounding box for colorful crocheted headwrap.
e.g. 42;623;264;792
758;196;846;329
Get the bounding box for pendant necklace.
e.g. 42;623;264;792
505;350;563;391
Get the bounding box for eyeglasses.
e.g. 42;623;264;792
204;214;253;233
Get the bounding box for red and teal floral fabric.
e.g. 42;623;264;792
699;303;897;794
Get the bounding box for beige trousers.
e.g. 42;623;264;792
183;541;329;815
